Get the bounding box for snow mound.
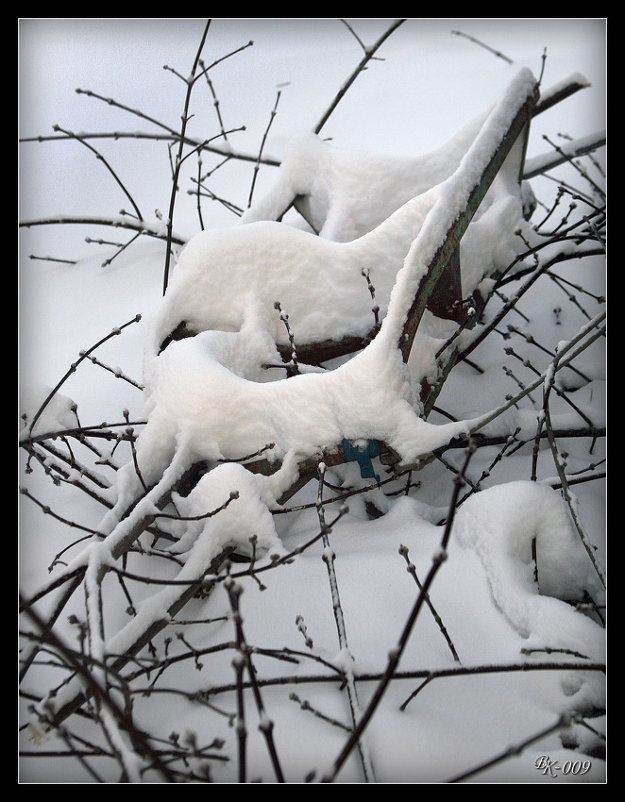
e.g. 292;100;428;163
454;481;605;660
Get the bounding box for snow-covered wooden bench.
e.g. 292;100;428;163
144;67;539;497
29;68;542;730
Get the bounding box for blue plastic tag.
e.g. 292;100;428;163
341;439;380;482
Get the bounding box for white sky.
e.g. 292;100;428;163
18;19;606;252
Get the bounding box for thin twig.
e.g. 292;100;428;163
322;443;476;782
161;20;211;296
448;713;576;783
248;90;281;208
52;124;143;221
398;544;461;662
225;577;285;782
317;462;375;783
451;30;514;63
315;20;406;134
25;314;143;437
542;374;606;588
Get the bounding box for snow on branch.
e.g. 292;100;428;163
524;131;606;179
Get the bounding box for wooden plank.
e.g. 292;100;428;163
532;75;590;117
399;83;539;363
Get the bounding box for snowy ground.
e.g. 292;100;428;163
18;19;606;783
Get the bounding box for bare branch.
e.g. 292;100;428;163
52;124;144;221
24;314;142;437
315;20;406;134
